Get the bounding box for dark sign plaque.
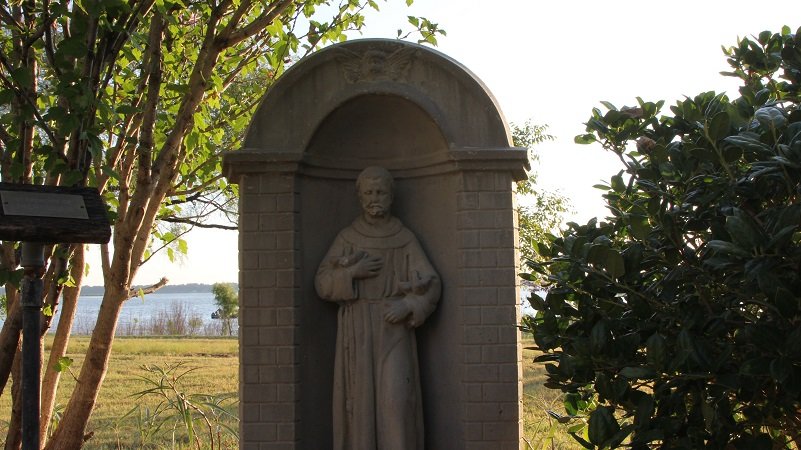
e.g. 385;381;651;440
0;183;111;244
1;190;89;219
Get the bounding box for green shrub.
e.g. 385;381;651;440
525;26;801;449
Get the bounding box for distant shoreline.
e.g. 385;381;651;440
1;282;237;297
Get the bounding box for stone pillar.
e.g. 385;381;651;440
458;171;521;450
238;170;301;448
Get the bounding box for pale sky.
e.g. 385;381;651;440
83;0;800;286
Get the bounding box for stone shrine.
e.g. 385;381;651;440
223;38;528;449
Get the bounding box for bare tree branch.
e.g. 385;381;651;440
126;276;168;299
159;217;237;230
213;0;294;50
169;174;225;198
0;5;22;30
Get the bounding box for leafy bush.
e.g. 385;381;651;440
524;26;801;449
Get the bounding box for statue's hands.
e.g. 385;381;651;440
399;270;432;295
336;250;364;268
384;300;412;324
348;252;383;279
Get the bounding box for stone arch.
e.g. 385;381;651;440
304;93;449;171
241;39;512;159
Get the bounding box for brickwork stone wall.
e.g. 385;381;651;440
239;173;301;449
458;172;522;450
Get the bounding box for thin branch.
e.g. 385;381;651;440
159;217;237;230
213;0;294;50
0;50;60;146
165;191;203;207
138;222;191;267
100;243;111;282
0;115;11;143
126;276;168;299
0;5;22;30
216;0;250;41
97;0;157;105
23;0;56;48
136;12;165;187
168;174;225;198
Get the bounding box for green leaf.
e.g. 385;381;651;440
600;101;618;111
588;406;619;446
770;358;792;383
115;104;141;115
54;356;73;373
707;240;750;257
725;212;762;250
177;238;188;255
755;106;787;129
646;333;665;368
574;133;596;145
10;68;32;88
0;89;13;104
723;134;772;156
569;432;593;449
619;366;656;379
603;248;625;278
610;174;625;192
527;292;546;310
42;304;53;317
708;111;730;141
628;215;649;240
57;36;89;58
590;321;609;353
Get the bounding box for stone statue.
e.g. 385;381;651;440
315;166;441;450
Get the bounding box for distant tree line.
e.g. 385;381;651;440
75;283;238;296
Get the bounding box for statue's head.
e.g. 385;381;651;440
356;166;394;219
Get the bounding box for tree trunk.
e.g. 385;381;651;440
0;300;22;397
40;246;84;444
0;241;21;398
43;286;124;450
4;349;22;450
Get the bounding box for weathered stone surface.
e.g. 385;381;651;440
224;38;527;449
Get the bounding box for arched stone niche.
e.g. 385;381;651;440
224;39;528;450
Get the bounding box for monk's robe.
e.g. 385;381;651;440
315;215;441;450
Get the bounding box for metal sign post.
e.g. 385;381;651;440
20;243;44;450
0;183;110;450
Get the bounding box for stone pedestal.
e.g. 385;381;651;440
224;39;528;450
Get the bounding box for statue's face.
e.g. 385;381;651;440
358;177;393;218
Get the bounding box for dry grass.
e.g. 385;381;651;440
0;335;582;449
0;336;238;449
521;335;585;450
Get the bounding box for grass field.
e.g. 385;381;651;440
0;336;582;449
0;337;239;449
522;338;585;450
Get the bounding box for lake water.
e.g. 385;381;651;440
2;289;536;336
50;292;237;336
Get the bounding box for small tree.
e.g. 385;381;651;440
0;0;444;447
511;121;570;281
212;282;238;336
526;27;801;449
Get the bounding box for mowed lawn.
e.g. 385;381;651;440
0;335;581;449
